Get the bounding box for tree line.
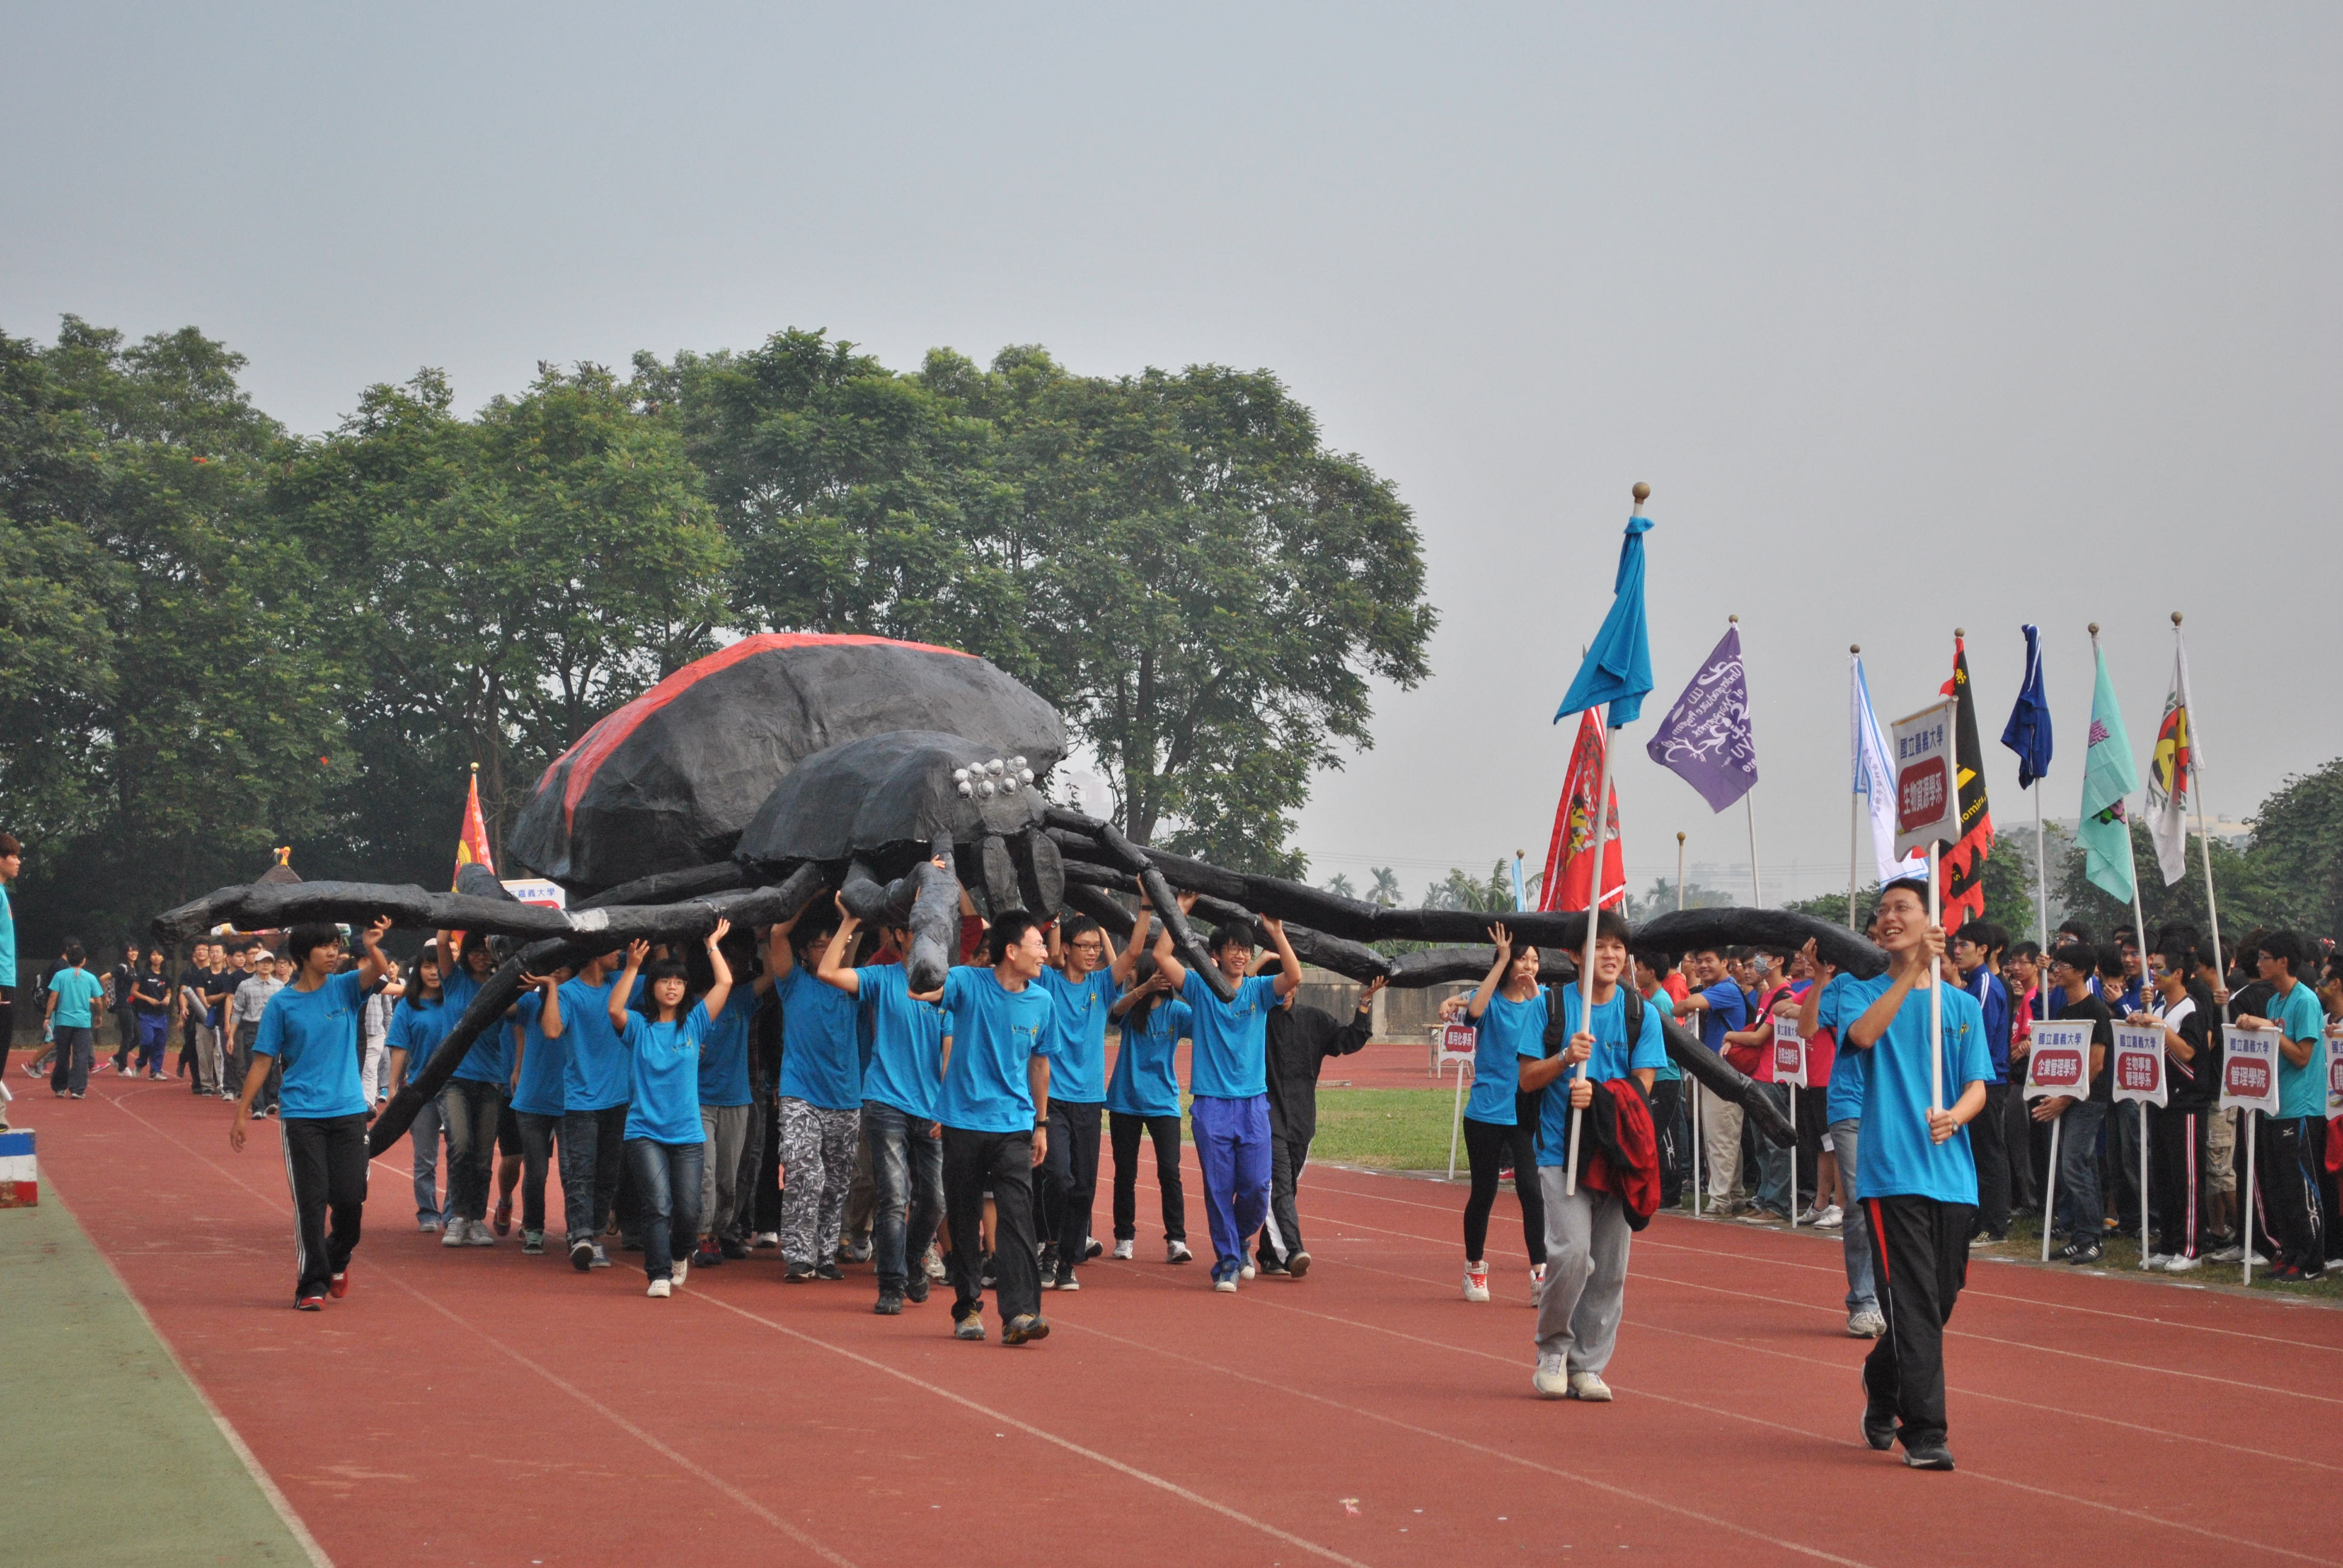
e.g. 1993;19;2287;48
2;318;1437;964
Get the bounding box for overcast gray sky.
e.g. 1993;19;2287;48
7;4;2337;905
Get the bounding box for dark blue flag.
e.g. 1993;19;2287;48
1999;624;2053;788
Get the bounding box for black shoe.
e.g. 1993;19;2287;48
905;1275;930;1304
816;1261;845;1281
1861;1409;1897;1451
569;1239;595;1272
719;1236;752;1260
874;1290;905;1315
1902;1443;1955;1471
2066;1241;2103;1266
1085;1238;1103;1260
784;1263;816;1283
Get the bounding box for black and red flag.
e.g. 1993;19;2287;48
1938;635;1994;933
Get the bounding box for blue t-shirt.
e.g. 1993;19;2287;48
1466;988;1545;1125
934;965;1053;1134
1522;984;1666;1169
1821;977;1867;1125
1963;967;2011;1083
0;883;15;987
510;991;569;1117
557;972;641;1112
1108;998;1192;1119
251;972;367;1119
1181;971;1282;1100
857;964;943;1119
622;1002;709;1144
696;986;758;1108
776;965;863;1111
1646;988;1683;1082
1038;965;1118;1104
437;964;511;1085
1828;975;1988;1204
1696;979;1747;1053
2270;980;2327;1119
48;967;103;1028
386;996;455;1083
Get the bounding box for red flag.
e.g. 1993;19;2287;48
1938;638;1994;933
454;766;496;886
1537;711;1627;913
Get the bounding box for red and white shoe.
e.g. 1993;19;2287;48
1463;1260;1491;1302
329;1268;351;1299
295;1294;326;1312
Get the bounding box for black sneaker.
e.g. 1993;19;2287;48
719;1235;752;1260
1861;1409;1896;1451
784;1263;816;1283
2066;1240;2103;1266
1053;1266;1080;1292
570;1239;595;1272
1002;1313;1050;1345
905;1275;930;1304
1902;1443;1955;1470
815;1261;845;1281
874;1290;905;1315
1084;1238;1103;1260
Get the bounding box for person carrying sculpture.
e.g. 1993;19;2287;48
926;911;1056;1345
816;893;948;1315
555;946;643;1272
1105;918;1193;1264
506;961;572;1255
231;918;393;1310
1816;874;1991;1472
606;922;735;1298
385;941;459;1233
1035;914;1140;1292
1255;955;1377;1282
1150;894;1303;1293
768;898;866;1284
1519;907;1664;1403
1673;946;1751;1214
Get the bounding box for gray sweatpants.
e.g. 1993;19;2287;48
1534;1166;1633;1377
698;1103;752;1240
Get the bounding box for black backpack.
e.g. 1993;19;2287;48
1541;980;1643;1059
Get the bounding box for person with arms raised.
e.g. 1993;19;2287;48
1452;923;1550;1302
605;922;734;1298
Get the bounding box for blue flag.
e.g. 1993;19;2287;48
1999;624;2053;788
1555;514;1654;728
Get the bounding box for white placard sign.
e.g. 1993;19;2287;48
2325;1028;2343;1119
1437;1022;1478;1067
2219;1025;2281;1116
502;878;568;910
2111;1024;2168;1108
1890;700;1961;858
2023;1021;2092;1100
1772;1016;1807;1086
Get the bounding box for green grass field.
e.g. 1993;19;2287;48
1309;1087;1473;1171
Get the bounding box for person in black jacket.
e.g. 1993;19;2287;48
2131;933;2215;1272
1251;959;1380;1278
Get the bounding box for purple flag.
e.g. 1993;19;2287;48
1645;625;1758;812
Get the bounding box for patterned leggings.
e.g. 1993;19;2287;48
778;1098;860;1269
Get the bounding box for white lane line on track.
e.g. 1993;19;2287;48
685;1290;1376;1568
100;1088;860;1568
1102;1255;2343;1567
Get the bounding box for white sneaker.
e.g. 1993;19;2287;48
465;1219;496;1246
1817;1206;1844;1229
1112;1238;1135;1260
1532;1353;1570;1399
754;1231;781;1250
1847;1309;1886;1339
1529;1262;1547;1301
2142;1253;2173;1271
1214;1276;1238;1293
1797;1204;1830;1226
1568;1371;1613;1402
671;1257;689;1289
2164;1254;2201;1273
922;1243;946;1279
647;1278;672;1298
1240;1261;1257;1281
1463;1261;1491;1302
441;1222;467;1247
1166;1240;1193;1264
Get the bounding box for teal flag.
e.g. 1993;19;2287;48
2079;639;2140;905
1555;514;1654;728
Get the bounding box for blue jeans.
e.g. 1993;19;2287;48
863;1100;945;1293
2056;1099;2108;1240
623;1137;705;1281
1752;1083;1794;1218
410;1092;445;1225
1830;1118;1877;1313
441;1078;506;1225
1190;1094;1271;1275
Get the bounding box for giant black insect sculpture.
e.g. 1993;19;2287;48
156;632;1884;1157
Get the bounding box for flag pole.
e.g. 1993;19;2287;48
1928;644;1955;1116
2173;612;2224;977
1679;831;1697;1215
2033;780;2051;1022
1676;832;1686;911
1849;646;1862;928
1564;482;1645;1200
1729;615;1762;906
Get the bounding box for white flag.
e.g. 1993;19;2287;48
2145;641;2195;886
1852;653;1925;885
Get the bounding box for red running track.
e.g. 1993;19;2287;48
25;1071;2343;1567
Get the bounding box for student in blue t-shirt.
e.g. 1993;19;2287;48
42;941;105;1098
1033;914;1142;1290
767;898;867;1282
506;963;572;1254
1674;946;1752;1214
817;895;949;1315
2232;930;2327;1281
1826;875;1991;1472
929;911;1057;1345
688;927;773;1273
555;948;647;1272
231;918;393;1309
429;932;511;1250
1152;895;1303;1292
606;921;734;1298
385;941;458;1232
1798;939;1881;1339
1455;923;1550;1304
1106;924;1194;1264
